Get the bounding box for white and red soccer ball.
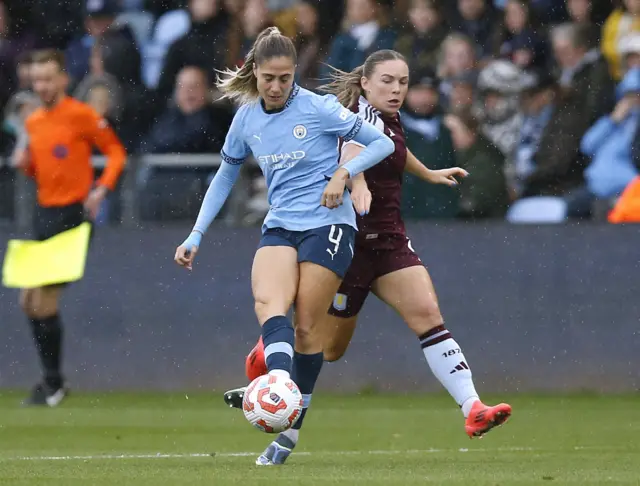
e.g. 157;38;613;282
242;374;303;433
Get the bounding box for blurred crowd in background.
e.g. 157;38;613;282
0;0;639;224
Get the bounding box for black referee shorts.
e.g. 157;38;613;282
33;203;89;241
32;203;93;288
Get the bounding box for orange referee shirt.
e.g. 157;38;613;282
23;96;127;208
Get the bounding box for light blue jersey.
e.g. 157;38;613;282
185;85;394;247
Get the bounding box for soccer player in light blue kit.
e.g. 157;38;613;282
174;27;394;465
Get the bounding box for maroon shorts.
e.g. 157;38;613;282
328;234;423;318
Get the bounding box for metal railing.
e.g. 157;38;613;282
2;153;257;232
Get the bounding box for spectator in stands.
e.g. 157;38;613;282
602;0;639;81
444;110;509;218
401;68;459;219
239;0;273;59
267;0;298;38
517;68;591;207
293;1;322;91
395;0;449;75
437;33;478;107
0;1;35;112
322;0;397;76
139;66;228;154
566;0;613;46
144;0;185;18
633;118;640;170
475;60;524;166
552;22;615;124
95;32;150;149
15;52;34;92
448;0;500;58
136;65;232;221
65;0;141;89
494;0;546;69
2;91;39;155
581;67;639;208
448;70;477;113
619;32;640;70
2;52;38;154
156;0;230;103
73;38;124;127
513;69;556;197
497;0;569;24
223;0;246;68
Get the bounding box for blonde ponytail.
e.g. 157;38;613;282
216;27;297;105
319;65;365;108
319;49;407;108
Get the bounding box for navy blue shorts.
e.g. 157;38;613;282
258;224;356;278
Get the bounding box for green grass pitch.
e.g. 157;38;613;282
0;391;638;485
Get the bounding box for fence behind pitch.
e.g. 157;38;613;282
0;223;638;393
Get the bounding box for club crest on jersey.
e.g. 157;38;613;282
52;144;68;159
333;293;348;311
293;124;307;139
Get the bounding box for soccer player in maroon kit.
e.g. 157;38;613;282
226;50;511;462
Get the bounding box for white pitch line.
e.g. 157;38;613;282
3;446;543;462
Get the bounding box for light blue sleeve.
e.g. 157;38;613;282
220;107;251;164
580;116;617;156
316;95;394;177
181;162;242;250
181;110;250;250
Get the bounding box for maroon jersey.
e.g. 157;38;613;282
344;96;408;248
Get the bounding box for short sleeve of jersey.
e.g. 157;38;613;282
221;106;251;165
315;94;363;143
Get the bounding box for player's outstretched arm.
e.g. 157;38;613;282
404;149;468;187
175;161;243;270
319;96;393;209
176;106;250;269
341;120;395;178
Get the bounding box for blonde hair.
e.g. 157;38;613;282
320;49;407;108
216;27;297;104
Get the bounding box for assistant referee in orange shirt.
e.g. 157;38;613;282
12;49;126;406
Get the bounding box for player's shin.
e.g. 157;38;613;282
257;350;323;465
262;316;295;378
419;325;480;417
280;351;323;444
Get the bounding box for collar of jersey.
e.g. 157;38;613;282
358;95;381;116
260;83;300;114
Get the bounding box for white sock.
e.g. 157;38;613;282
281;427;299;445
419;326;480;417
269;369;290;379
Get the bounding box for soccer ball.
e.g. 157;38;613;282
242;374;303;433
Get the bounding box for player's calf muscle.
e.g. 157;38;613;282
322;315;357;361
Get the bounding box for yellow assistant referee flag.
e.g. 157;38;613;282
2;222;92;289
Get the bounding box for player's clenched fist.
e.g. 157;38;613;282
321;167;349;209
174;245;197;271
175;230;202;271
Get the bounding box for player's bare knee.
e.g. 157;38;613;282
19;289;35;316
254;292;293;326
407;299;444;335
294;321;316;344
254;299;283;326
